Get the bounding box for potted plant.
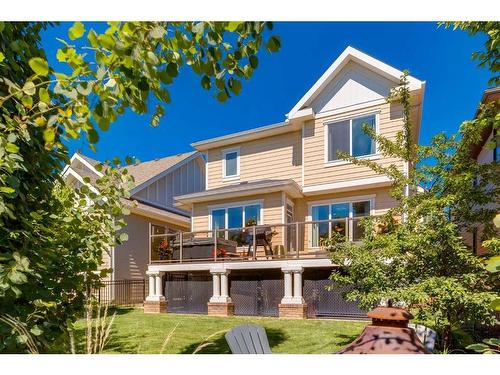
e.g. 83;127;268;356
157;238;172;260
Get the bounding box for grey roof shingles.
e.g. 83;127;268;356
77;151;197;187
123;151;196;186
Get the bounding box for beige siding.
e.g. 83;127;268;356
113;214;188;280
303;101;407;187
206;131;302;189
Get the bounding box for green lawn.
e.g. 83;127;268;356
73;307;366;354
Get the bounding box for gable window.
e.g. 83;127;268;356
210;202;262;241
222;148;240;179
326;114;377;162
311;199;372;246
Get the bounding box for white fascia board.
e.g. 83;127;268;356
302;175;392;195
414;81;426;143
64;167;100;194
191;121;302;151
287;46;424;119
129;152;200;196
287;107;315;121
72;153;104;177
129;205;190;227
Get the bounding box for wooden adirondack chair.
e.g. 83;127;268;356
408;323;437;353
225;324;272;354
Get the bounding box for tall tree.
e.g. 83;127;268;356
0;21;280;352
325;21;500;349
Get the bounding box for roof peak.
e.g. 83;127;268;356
287;45;425;119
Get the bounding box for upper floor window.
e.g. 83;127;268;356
326;113;377;162
222;148;240;179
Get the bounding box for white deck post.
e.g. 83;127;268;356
293;269;304;303
220;271;232;303
155;272;163;297
146;271;165;302
281;265;304;304
148;273;155;297
210;271;221;302
281;270;293;304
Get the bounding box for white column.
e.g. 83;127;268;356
281;265;304;304
155;273;163;297
281;270;293;304
210;272;221;302
146;271;165;301
293;270;304;303
220;271;232;303
148;274;155;297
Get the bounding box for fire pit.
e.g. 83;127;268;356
338;305;428;354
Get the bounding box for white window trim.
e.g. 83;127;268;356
222;147;240;180
307;195;375;247
323;111;380;166
208;199;264;231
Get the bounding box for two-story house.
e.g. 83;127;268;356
145;46;425;318
62;151;206;293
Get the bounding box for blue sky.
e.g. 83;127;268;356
41;22;491;163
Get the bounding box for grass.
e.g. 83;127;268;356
70;307;366;354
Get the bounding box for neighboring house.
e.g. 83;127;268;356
465;87;500;254
62;151;206;284
145;46;425;318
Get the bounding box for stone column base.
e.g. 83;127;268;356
207;302;234;317
143;300;167;314
278;303;308;319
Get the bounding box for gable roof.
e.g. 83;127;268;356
78;154;100;167
287;46;425;119
65;151;199;193
191;46;425;151
124;151;197;187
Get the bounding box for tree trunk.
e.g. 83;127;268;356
442;324;452;351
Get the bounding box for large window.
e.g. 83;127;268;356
326;114;377;162
210;203;262;241
311;199;371;246
150;224;177;261
222;148;240;178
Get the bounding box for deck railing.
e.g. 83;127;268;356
150;216;376;264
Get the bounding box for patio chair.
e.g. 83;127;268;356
408;323;437;353
225;324;272;354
